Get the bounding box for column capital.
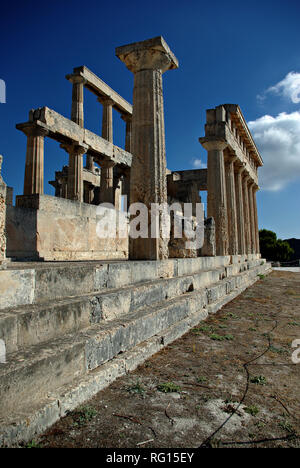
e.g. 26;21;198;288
200;138;227;152
234;161;246;175
67;75;87;86
60;142;88;155
18;123;49;138
97;96;114;107
121;113;132;123
116;36;179;74
100;158;116;169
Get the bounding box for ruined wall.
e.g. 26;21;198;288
0;156;7;265
6;194;128;261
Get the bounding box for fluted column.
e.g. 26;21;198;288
200;140;228;256
99;160;115;204
248;181;256;254
234;164;246;254
252;184;260;254
121;114;132;153
99;97;114;142
224;155;238;255
70;76;85;128
63;144;87;202
242;172;251;254
23;127;48;195
116;37;178;260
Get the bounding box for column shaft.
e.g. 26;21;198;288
225;158;238;255
23;128;47;195
71;77;85;127
67;145;86;202
130;68;168;259
100;98;113;142
234;167;246;254
248;182;256;254
242;174;251;254
99;160;115;204
203;141;228;256
252;186;260;253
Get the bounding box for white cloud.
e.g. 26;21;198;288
248;111;300;191
192;159;202;168
266;72;300;104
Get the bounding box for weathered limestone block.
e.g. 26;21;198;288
0;156;7;265
201;217;216;257
116;36;178;260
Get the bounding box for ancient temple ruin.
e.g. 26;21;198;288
0;37;270;446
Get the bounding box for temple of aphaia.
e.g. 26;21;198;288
0;37;271;446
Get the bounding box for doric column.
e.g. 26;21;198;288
200;139;228;256
23;126;48;195
121;114;132;153
234;163;246;254
70;76;86;128
242;172;251;254
99;97;114;142
248;181;256;254
252;184;260;254
116;36;179;260
99;160;115;204
85;153;94;172
224;154;238;255
63;143;87;202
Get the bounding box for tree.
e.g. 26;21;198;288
259;229;294;262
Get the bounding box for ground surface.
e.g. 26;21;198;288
36;271;299;449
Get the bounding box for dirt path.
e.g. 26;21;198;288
36;271;300;448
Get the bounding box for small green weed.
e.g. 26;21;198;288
157;382;181;393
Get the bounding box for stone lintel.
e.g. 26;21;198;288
16;108;132;168
66;66;132;117
116;36;179;73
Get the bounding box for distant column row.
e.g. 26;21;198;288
201;140;260;256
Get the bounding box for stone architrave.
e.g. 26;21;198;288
224;155;238;255
234;163;246;255
23;126;48;195
116;37;178;260
200;139;228;256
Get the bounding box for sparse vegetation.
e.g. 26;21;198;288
244;405;260;416
250;375;267;386
126;381;145;395
157;382;181;393
69;406;98;427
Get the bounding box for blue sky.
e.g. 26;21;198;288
0;0;300;239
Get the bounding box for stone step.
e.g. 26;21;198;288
0;254;263;310
0;268;224;353
0;262;270;421
0;261;272;447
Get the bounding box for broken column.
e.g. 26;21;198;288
23;126;48;195
0;156;7;265
116;36;178;260
200;139;228;256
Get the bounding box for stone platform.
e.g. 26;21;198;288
0;255;271;446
